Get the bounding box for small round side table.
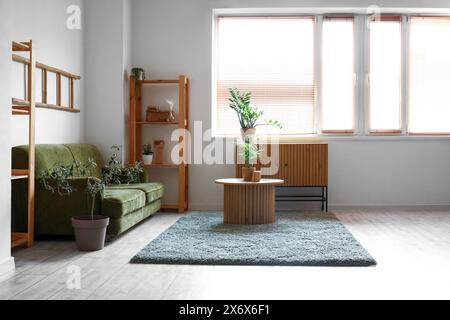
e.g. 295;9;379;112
215;178;284;225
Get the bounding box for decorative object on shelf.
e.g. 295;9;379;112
142;144;154;165
167;99;176;122
131;68;146;81
146;106;171;123
154;140;165;165
39;146;144;251
241;141;261;182
228;88;282;140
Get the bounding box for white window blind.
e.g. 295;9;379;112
369;17;402;132
215;16;315;136
321;16;355;132
409;17;450;134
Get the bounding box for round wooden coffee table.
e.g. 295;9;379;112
215;178;284;225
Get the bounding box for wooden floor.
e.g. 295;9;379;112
1;210;450;300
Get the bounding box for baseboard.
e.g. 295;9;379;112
330;204;450;211
190;203;450;212
190;204;223;212
0;257;15;279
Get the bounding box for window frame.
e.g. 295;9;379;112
212;9;450;139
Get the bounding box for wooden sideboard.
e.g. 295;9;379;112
236;143;329;211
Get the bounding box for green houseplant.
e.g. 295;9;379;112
241;141;261;182
40;158;109;251
131;67;146;82
142;144;154;165
228;88;282;139
40;146;144;251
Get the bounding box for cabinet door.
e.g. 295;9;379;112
279;144;328;187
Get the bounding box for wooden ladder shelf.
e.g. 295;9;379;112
11;40;36;249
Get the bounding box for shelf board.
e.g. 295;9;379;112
11;175;29;181
12;110;30;116
12;169;30;177
137;121;179;126
12;41;30;52
12;98;80;114
11;233;29;249
142;80;179;85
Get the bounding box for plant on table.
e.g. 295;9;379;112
240;141;261;182
228;87;282;139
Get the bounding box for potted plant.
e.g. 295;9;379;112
131;67;146;81
241;141;261;182
40;159;109;251
71;176;108;252
142;144;154;165
40;146;144;252
228;88;282;140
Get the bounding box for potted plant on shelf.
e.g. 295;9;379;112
241;141;261;182
131;67;146;82
142;144;154;165
228;88;282;140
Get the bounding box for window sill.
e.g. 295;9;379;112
214;134;450;142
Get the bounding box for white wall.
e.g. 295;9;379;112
130;0;450;210
84;0;131;161
11;0;84;146
0;0;15;277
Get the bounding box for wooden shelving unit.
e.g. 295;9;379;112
11;41;36;249
129;75;189;213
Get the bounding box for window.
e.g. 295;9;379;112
321;17;355;133
369;17;402;132
409;17;450;134
213;12;450;137
214;16;315;136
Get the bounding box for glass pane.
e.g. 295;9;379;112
370;20;402;131
410;17;450;133
322;18;355;131
216;17;315;136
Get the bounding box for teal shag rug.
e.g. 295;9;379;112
131;212;376;267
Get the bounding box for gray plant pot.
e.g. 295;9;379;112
72;216;110;252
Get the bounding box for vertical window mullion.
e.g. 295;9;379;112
363;15;371;135
315;15;323;134
355;15;366;135
402;15;410;134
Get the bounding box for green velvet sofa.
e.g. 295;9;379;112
12;144;164;238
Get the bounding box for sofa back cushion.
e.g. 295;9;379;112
64;144;104;178
12;144;104;179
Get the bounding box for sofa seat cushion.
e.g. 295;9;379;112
102;188;146;219
107;183;164;204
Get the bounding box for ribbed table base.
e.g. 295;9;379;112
224;185;276;225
